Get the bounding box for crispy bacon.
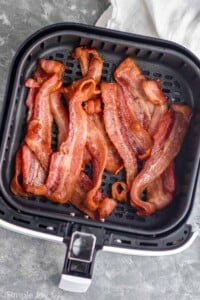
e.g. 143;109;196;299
72;47;103;83
130;105;192;215
117;85;152;160
50;95;116;218
83;117;108;211
114;57;154;129
11;59;65;196
25;61;64;170
84;98;102;114
39;58;66;77
112;181;128;202
143;80;168;135
10;147;29;196
162;163;175;194
71;173;117;219
91;113;123;174
21;144;47;195
49;91;69;147
101;82;138;188
44;79;95;203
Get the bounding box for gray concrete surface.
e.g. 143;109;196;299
0;0;200;299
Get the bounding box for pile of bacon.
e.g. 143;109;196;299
10;47;192;219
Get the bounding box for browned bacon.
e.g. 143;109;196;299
10;147;29;196
71;173;117;219
143;80;168;136
84;98;102;114
21;144;46;195
44;79;95;203
112;181;128;202
117;85;152;160
130;104;192;215
114;57;154;129
72;47;103;83
11;59;66;196
91;113;123;174
49;91;69;148
83;117;108;211
24;60;65;170
101;82;138;188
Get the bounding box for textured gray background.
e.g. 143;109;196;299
0;0;200;299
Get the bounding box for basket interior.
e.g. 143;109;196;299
0;28;200;235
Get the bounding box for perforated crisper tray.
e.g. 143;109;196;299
0;23;200;239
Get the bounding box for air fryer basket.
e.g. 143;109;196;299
0;23;199;292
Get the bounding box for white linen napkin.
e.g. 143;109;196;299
97;0;200;58
96;0;200;233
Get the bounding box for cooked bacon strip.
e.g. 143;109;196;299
136;177;173;216
21;144;47;195
135;164;175;216
130;105;192;215
98;197;117;219
25;74;61;170
101;82;137;188
114;57;154;129
50;96;116;218
70;173;99;219
72;47;103;83
91;113;123;174
71;173;117;219
143;80;168;135
112;181;128;202
84;98;102;114
49;91;69;147
24;64;52;121
11;63;52;194
83;117;108;211
39;58;65;77
25;60;65;170
44;79;96;203
117;85;152;160
10;147;29;196
162;163;175;194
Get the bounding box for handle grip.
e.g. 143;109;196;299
59;231;98;293
59;274;91;293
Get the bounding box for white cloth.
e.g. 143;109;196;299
96;0;200;233
97;0;200;58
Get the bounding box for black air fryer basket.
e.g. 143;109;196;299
0;23;199;293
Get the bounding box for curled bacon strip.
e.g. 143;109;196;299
84;98;102;114
11;60;64;195
10;147;29;196
101;82;138;188
21;144;46;195
71;173;117;219
44;79;95;203
83;117;108;211
114;57;154;129
91;113;123;174
112;181;128;202
24;60;65;170
49;91;69;147
143;80;168;136
50;92;116;218
130;105;192;216
117;85;152;160
72;47;103;83
81;118;117;218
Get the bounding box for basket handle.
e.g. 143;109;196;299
59;230;98;293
